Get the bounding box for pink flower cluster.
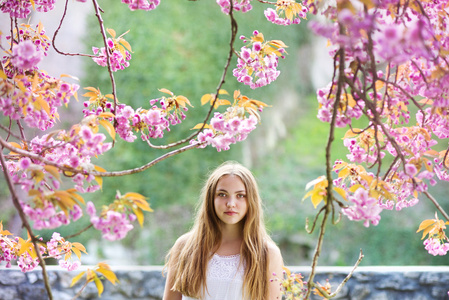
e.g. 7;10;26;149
1;231;82;272
264;0;308;26
341;188;383;227
264;8;303;26
17;253;39;272
86;202;136;241
343;137;385;165
193;112;258;152
216;0;252;14
92;38;132;72
35;0;57;12
423;238;449;256
0;68;79;131
83;93;188;143
121;0;160;11
47;233;81;271
22;202;83;230
0;0;32;18
114;103;174;142
0;239;17;268
316;83;364;127
233;31;286;89
10;40;43;71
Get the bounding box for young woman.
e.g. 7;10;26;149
163;161;284;300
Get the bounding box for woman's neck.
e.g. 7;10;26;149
215;223;244;255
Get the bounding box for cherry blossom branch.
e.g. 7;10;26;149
143;4;240;149
92;0;119;123
305;45;346;299
64;224;93;240
52;0;95;57
0;136;84;174
0;149;53;300
311;249;364;298
423;191;449;222
91;142;201;176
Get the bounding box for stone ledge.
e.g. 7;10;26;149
0;266;448;300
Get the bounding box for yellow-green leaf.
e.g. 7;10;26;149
97;268;119;285
201;94;213;106
158;88;173;96
175;95;192;107
94;275;104;296
106;28;116;38
192;123;211;130
305;176;326;191
333;187;347;200
119;39;132;52
132;207;144;227
416;219;436;239
44;165;61;181
94;165;107;173
123;192;146;200
98;119;116;141
349;184;364;193
72;248;82;260
98;112;115;119
311;192;324;209
70;271;86;287
95;176;103;189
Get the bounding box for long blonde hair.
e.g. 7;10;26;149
165;161;270;299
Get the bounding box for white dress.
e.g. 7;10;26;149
182;253;248;300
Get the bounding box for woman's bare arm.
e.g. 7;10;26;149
163;265;182;300
163;234;190;300
267;241;285;300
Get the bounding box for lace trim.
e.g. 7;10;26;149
213;253;240;259
207;253;244;280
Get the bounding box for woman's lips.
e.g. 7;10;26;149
224;211;237;216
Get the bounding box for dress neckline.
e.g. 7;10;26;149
213;253;240;259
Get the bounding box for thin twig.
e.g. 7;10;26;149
92;0;119;127
305;44;346;299
143;6;240;149
52;0;94;57
64;224;93;240
423;191;449;222
311;249;364;298
0;150;53;300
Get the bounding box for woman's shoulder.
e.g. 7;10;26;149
265;239;283;264
172;232;192;251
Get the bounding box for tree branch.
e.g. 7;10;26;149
0;149;53;300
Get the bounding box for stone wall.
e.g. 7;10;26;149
1;266;448;300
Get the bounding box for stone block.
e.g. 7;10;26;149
0;271;26;285
0;286;19;300
18;284;49;300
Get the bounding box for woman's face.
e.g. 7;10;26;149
214;175;248;226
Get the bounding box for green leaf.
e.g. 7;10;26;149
70;271;86;287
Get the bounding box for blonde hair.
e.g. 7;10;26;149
165;161;270;299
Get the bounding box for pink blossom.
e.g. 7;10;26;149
121;0;160;11
342;188;383;227
11;40;44;70
424;238;449;256
19;157;31;169
234;32;286;89
216;0;252;14
0;0;32;18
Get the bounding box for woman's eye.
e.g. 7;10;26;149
218;193;226;197
237;194;246;198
